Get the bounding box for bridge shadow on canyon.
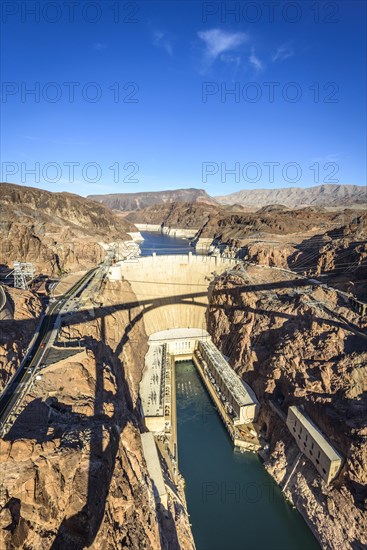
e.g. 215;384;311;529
2;276;367;548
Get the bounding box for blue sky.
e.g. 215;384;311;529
1;0;366;196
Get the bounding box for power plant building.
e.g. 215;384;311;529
286;405;343;484
196;340;259;424
140;344;170;433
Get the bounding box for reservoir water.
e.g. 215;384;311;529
140;232;320;550
140;231;195;256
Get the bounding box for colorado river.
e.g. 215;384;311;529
176;361;320;550
140;232;320;550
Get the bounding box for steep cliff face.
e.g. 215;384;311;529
127;201;216;229
0;287;42;392
0;183;136;275
207;266;367;549
0;280;194;549
289;214;367;300
245;243;296;268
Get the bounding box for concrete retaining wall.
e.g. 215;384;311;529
0;285;12;320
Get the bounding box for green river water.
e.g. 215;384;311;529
176;361;320;550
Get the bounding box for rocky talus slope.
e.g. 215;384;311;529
0;280;194;549
207;265;367;549
0;182;136;275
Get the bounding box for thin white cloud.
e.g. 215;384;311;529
272;45;293;62
153;31;173;56
220;53;241;68
93;42;107;51
198;28;248;61
249;48;264;72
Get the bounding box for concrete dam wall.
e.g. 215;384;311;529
108;254;237;335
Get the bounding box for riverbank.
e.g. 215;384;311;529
135;224;198;239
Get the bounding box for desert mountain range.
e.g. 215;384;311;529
89;184;366;211
87;188;216;211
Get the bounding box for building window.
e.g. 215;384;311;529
322;468;326;475
311;442;314;449
316;459;319;465
310;450;313;456
293;427;296;432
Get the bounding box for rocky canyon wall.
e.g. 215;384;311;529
0;279;194;549
207;265;367;549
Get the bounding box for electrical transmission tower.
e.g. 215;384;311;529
13;262;35;290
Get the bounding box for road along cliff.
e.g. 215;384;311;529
0;278;194;549
0;287;42;393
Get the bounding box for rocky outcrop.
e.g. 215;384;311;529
0;279;194;549
246;243;296;268
88;188;217;211
0;182;136;275
289;213;367;300
207;265;367;549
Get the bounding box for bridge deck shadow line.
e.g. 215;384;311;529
0;278;365;339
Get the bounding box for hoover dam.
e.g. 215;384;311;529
108;252;237;335
107;232;320;549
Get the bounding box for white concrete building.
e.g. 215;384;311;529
196;340;259;425
140;344;169;432
286;405;343;484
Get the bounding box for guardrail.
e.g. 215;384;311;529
0;305;48;403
